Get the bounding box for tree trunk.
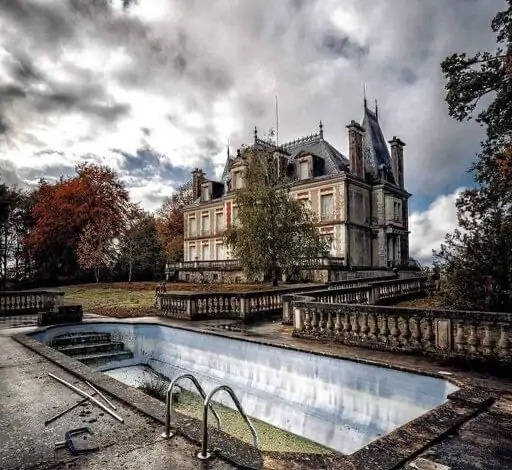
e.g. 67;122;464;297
128;260;133;283
271;256;278;287
95;267;100;283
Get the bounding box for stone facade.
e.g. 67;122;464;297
181;101;411;270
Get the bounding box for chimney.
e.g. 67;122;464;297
346;120;365;179
388;136;406;189
191;168;205;200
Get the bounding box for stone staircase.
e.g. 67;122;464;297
51;332;133;367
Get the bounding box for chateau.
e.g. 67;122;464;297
174;100;411;281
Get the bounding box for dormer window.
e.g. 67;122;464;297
299;161;309;179
297;154;312;179
232;171;243;190
201;183;211;202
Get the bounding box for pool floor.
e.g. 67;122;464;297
105;364;332;454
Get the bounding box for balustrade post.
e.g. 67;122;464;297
240;295;250;321
282;296;291;324
369;285;380;305
498;324;510;358
293;305;305;331
187;297;197;320
481;323;495;355
455;321;467;352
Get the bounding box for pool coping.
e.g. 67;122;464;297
13;318;498;470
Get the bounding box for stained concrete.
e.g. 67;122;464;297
0;333;237;470
4;316;512;469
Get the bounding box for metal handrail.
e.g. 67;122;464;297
161;374;222;438
197;384;259;460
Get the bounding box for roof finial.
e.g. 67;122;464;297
254;126;258;144
319;120;324;138
363;82;367;108
375;99;378;119
227;138;231;159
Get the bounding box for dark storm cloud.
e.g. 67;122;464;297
0;0;74;45
320;32;369;60
17;163;76;182
114;147;191;182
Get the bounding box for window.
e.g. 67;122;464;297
299;161;309;179
201;214;210;236
320;194;334;220
393;201;401;222
188;245;197;261
232;206;239;226
215;212;224;233
215;243;225;260
232;171;243;189
189;217;197;237
202;244;210;261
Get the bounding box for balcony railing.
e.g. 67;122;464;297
166;256;346;273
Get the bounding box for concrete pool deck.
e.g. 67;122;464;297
2;315;512;469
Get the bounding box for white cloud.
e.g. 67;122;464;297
409;188;465;264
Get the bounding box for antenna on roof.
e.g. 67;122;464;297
375;99;378;119
363;82;367;108
275;95;279;147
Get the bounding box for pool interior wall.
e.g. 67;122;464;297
32;322;459;455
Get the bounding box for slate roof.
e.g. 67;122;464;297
361;103;395;183
217;102;397;192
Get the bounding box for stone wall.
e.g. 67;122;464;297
292;302;512;367
38;305;83;326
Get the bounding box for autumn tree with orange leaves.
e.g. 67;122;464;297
155;181;194;262
26;163;131;280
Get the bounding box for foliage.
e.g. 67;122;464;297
0;186;35;284
76;223;117;283
116;210;166;282
155;181;194;262
436;1;512;311
224;147;326;286
25;162;130;279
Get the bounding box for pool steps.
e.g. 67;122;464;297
51;332;134;367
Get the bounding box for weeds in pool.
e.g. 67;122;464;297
138;372;180;403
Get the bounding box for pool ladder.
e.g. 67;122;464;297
161;373;259;460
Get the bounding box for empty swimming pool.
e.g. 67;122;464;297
32;322;458;454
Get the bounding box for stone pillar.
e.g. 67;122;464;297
346;121;366;179
389;137;406;189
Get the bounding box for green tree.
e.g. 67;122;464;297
436;1;512;311
224;147;326;286
116;211;166;281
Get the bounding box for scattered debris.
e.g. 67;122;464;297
45;393;97;426
48;373;124;423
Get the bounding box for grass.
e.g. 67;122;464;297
62;281;285;318
394;292;445;309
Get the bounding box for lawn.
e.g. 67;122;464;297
62;281;279;318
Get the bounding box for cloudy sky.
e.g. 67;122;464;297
0;0;502;263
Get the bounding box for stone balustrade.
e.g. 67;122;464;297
158;285;317;321
282;276;427;324
291;302;512;364
0;290;65;315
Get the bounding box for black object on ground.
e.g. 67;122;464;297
54;427;99;455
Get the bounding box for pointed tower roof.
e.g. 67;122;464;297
361;101;395;182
